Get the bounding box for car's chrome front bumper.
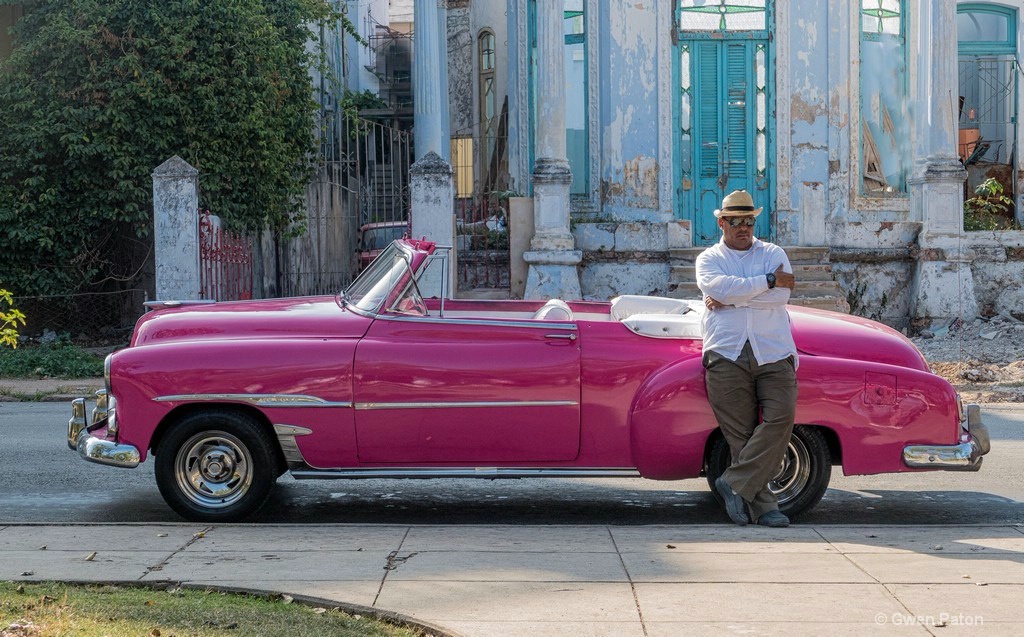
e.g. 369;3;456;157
68;393;140;469
903;403;990;471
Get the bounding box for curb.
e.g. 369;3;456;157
14;579;462;637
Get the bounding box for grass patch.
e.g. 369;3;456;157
0;342;105;378
0;582;428;637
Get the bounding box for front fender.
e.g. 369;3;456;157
108;338;359;466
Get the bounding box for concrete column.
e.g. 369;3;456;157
414;0;447;161
524;0;581;300
410;152;455;297
152;156;200;301
437;2;450;161
411;1;454;295
910;1;976;321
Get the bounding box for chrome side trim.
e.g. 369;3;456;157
273;424;313;468
354;400;579;410
290;468;641;480
153;394;352;408
375;314;579;331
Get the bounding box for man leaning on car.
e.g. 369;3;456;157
695;189;798;529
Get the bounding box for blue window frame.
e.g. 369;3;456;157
957;3;1017;55
859;0;910;196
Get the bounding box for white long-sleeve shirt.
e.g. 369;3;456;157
695;237;798;368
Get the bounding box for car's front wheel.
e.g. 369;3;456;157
705;425;831;520
155;409;279;522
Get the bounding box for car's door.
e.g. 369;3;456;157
352;313;582;463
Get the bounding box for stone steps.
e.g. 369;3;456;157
668;246;850;313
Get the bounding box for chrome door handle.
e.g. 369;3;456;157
545;333;577;341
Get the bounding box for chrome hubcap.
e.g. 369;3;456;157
768;436;811;505
175;431;252;509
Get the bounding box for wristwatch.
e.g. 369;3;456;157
766;272;777;289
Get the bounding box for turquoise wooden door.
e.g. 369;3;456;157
688;39;771;245
676;0;774;246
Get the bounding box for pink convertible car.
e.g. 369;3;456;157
68;239;990;522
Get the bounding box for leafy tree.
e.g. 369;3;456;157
0;289;25;348
0;0;345;295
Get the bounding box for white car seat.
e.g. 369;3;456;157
532;298;574;321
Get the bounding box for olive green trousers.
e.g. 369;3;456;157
704;341;798;520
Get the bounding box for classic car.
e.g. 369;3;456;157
68;238;990;522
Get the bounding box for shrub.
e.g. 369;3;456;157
0;289;26;349
964;178;1015;231
0;0;340;296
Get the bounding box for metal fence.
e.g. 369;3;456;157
451;109;511;291
260;112;413;298
12;289;147;342
199;210;253;301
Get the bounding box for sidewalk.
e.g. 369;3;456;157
3;523;1022;636
0;377;103;401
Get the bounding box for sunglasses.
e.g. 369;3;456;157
725;217;756;228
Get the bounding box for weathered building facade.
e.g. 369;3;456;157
418;0;1024;326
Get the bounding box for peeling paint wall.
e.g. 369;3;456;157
496;0;1024;318
780;2;832;246
599;2;667;219
447;4;473;132
972;247;1024;317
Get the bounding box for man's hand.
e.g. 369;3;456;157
774;264;795;290
705;296;726;311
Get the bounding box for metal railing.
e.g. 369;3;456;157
199;210;254;301
451;110;511;291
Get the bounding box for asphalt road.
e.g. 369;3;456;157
2;402;1022;525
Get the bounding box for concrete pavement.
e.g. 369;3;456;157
3;523;1023;636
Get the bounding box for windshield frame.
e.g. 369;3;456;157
342;241;418;317
342;239;439;316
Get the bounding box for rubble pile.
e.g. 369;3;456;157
912;312;1024;403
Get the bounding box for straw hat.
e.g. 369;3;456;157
713;190;763;218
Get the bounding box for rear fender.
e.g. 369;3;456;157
628;354;960;479
630;357;716;480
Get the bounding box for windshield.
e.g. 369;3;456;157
343;242;415;314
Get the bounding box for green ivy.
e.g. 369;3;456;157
0;0;345;295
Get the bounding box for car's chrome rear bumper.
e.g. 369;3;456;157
68;395;140;469
903;403;990;471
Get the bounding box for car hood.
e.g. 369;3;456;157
131;296;370;347
789;306;929;372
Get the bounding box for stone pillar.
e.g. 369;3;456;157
437;2;451;161
414;0;447;161
410;152;455;298
524;0;582;300
152;156;200;301
910;1;976;320
411;1;454;295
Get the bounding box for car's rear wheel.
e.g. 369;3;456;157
705;425;831;520
155;410;278;522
